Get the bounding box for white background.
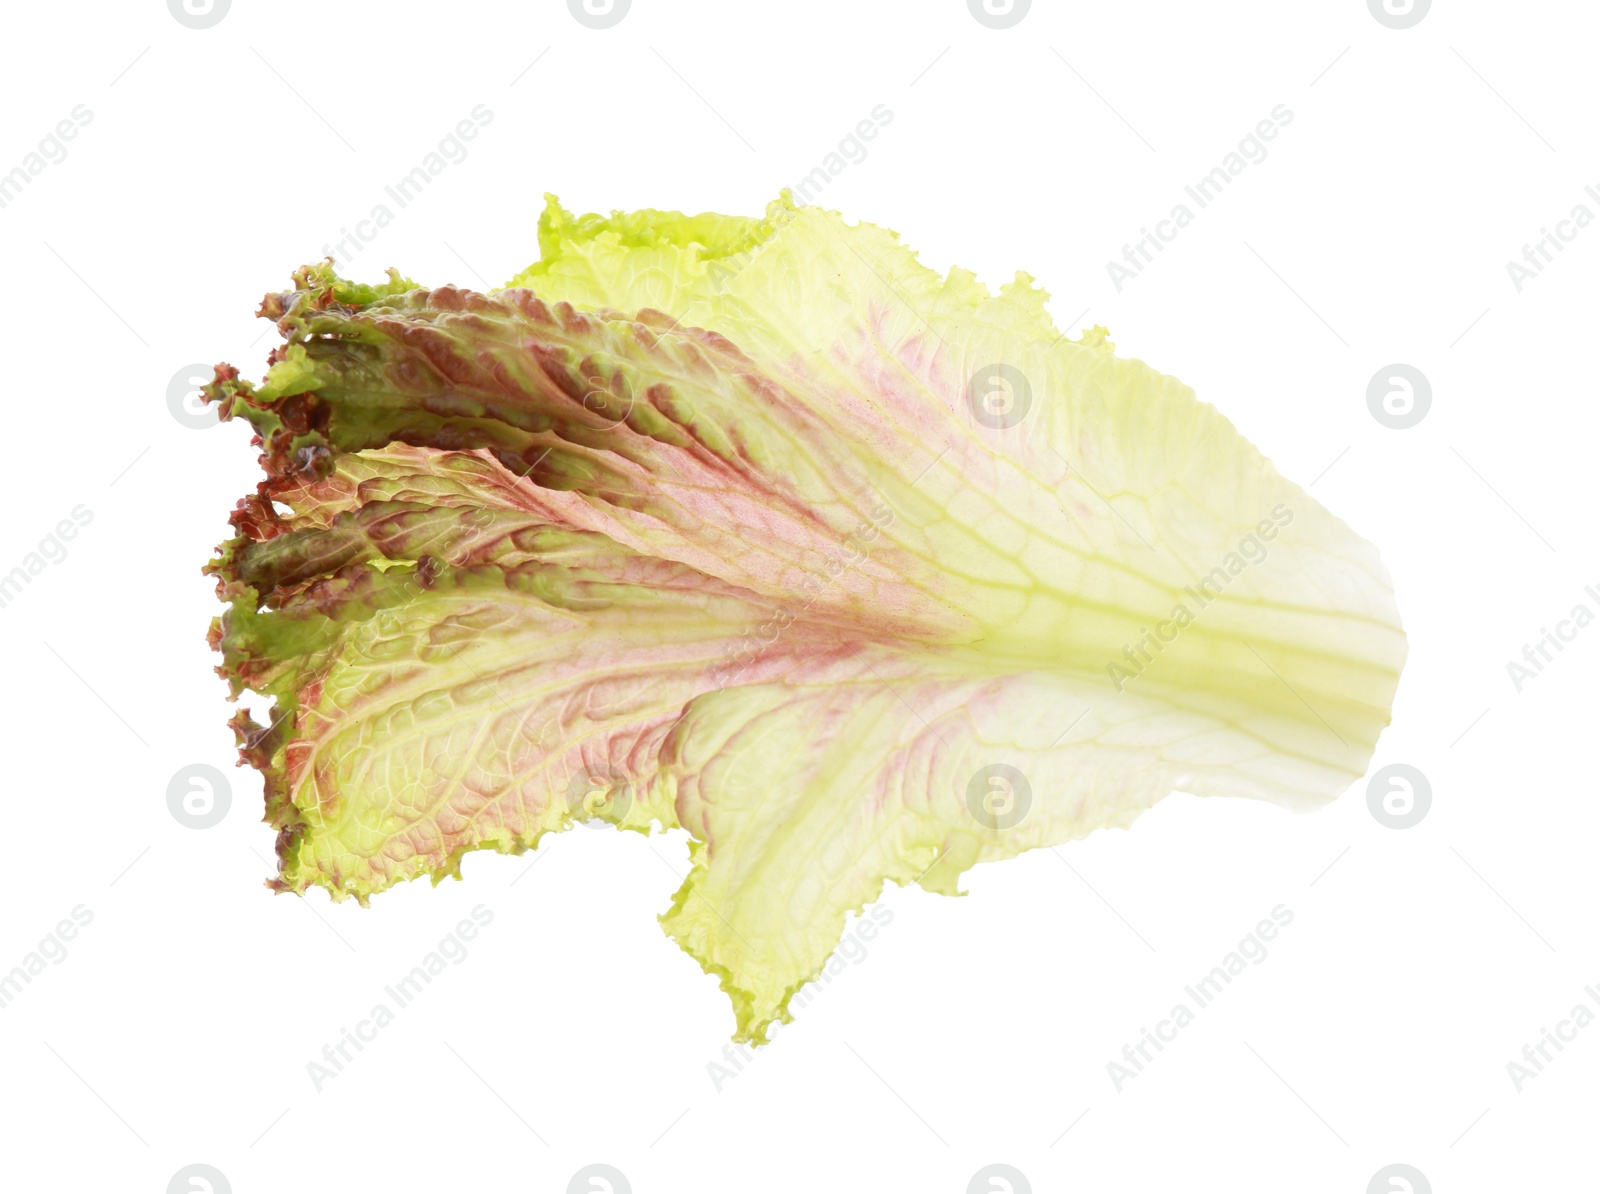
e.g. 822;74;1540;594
0;1;1595;1191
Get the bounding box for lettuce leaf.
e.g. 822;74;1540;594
206;195;1406;1042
